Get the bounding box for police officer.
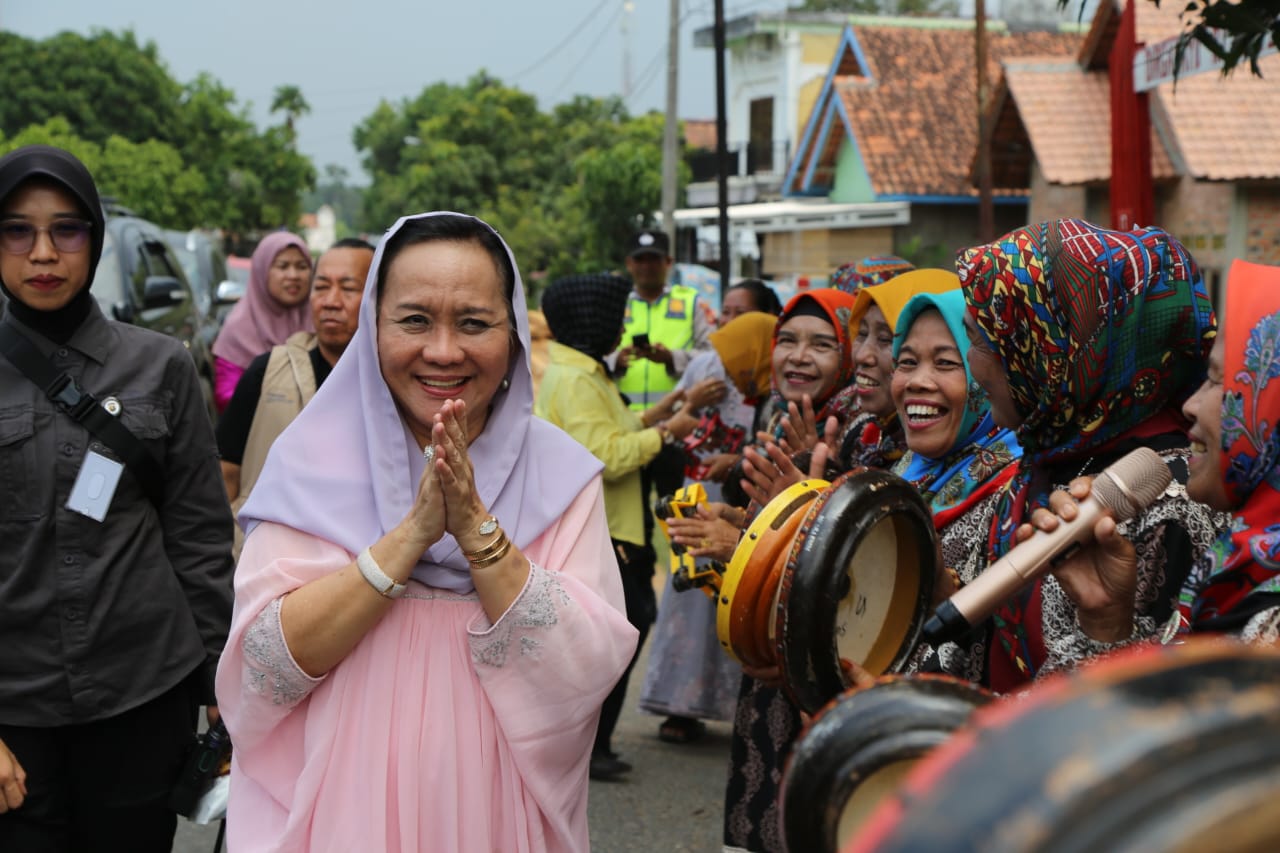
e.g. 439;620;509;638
612;229;713;508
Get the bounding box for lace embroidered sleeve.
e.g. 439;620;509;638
468;562;572;668
241;596;326;707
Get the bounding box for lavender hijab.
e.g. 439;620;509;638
212;231;314;368
239;213;603;593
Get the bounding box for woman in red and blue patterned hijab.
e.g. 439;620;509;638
950;219;1222;691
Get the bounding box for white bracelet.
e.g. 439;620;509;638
357;547;406;599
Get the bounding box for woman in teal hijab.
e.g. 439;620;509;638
890;289;1021;531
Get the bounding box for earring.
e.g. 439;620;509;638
501;377;511;391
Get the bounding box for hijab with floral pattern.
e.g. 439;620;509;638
1179;259;1280;632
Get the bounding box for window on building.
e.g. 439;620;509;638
748;98;774;174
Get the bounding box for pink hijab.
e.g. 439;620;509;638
239;212;603;593
212;231;314;368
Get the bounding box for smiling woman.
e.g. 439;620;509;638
211;231;313;412
215;212;637;853
376;230;514;446
888;291;1021;617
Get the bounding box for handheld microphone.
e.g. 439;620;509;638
921;447;1172;647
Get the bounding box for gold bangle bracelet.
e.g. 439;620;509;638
461;530;506;561
468;535;512;569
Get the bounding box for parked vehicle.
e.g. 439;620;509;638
164;228;242;347
92;210;219;419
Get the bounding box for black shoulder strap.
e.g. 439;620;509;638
0;323;167;509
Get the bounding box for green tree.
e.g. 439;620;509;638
353;77;679;284
0;30;182;148
270;84;312;142
0;31;315;232
561;112;678;273
0;118;210;226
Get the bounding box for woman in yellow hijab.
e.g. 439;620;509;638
640;311;778;745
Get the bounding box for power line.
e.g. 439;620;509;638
628;44;668;107
549;3;627;99
510;0;615;80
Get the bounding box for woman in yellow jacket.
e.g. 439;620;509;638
536;273;724;780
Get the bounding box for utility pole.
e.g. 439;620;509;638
660;0;680;250
714;0;731;293
622;0;635;102
975;0;994;242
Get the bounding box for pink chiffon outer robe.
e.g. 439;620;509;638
216;476;636;852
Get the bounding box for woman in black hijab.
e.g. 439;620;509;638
535;273;723;780
0;145;233;852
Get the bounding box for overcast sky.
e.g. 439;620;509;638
3;0;799;181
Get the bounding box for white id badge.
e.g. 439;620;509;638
66;450;125;522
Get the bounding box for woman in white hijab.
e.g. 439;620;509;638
215;213;637;852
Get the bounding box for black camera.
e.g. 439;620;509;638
168;719;232;818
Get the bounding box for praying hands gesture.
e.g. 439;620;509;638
426;399;529;614
283;400;529;677
425;400;493;553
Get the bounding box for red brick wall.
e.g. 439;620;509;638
1157;177;1232;273
1244;188;1280;264
1028;161;1086;224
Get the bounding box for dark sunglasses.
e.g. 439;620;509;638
0;220;93;255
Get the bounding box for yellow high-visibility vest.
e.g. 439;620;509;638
617;285;698;411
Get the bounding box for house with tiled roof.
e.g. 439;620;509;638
779;19;1081;278
985;0;1280;297
680;12;1084;290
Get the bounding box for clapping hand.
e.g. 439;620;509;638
666;506;742;562
778;395;838;455
685;377;728;411
741;439;831;507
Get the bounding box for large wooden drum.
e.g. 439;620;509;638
775;469;939;713
716;478;828;669
781;675;994;853
847;640;1280;853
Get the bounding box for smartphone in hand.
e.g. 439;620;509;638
631;332;650;350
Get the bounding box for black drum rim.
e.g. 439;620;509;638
777;469;939;714
780;675;994;853
854;642;1280;853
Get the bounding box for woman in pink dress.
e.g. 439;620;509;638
214;212;638;852
211;232;313;412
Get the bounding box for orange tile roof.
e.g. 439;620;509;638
998;58;1176;184
831;26;1081;197
684;119;717;152
1002;0;1280;184
1155;53;1280;180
